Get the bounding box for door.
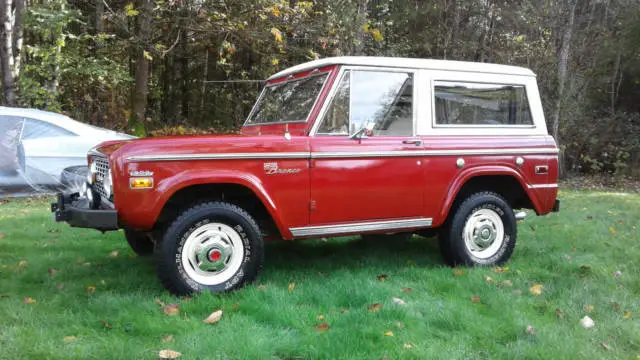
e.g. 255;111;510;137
309;69;424;225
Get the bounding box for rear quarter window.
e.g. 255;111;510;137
434;81;533;126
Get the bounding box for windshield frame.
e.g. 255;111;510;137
243;69;331;127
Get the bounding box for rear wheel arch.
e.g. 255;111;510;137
438;168;540;226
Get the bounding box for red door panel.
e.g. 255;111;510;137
309;136;424;224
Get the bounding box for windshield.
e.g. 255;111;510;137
246;73;328;125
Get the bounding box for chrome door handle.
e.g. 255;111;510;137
402;139;423;146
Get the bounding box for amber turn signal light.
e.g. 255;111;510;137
130;177;154;189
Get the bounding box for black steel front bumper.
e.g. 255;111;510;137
51;193;118;231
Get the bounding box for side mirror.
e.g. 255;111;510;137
349;121;375;140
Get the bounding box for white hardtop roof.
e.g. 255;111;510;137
268;56;535;80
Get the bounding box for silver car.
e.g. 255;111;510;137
0;107;134;196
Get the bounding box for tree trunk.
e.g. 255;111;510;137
0;0;16;105
95;0;104;34
353;0;368;55
551;0;577;176
12;0;23;79
129;0;153;136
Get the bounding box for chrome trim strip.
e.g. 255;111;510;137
289;218;433;237
88;149;106;158
126;152;310;162
528;183;558;189
311;148;559;159
126;148;559;162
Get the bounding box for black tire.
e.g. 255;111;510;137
156;201;264;295
439;192;517;266
124;229;155;256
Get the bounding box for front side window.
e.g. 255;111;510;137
246;73;328;125
317;70;414;136
22;118;75;139
434;81;533;126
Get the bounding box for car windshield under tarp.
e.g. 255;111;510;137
245;72;328;125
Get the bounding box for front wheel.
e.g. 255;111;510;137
156;202;264;295
439;192;517;266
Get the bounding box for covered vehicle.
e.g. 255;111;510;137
0;107;134;196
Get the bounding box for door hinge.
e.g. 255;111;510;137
309;200;316;211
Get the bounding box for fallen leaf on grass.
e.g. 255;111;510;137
377;274;388;281
556;308;565;319
611;302;621;312
529;225;536;231
485;276;496;284
161;334;174;342
203;310;223;324
48;268;58;276
384;331;394;337
257;285;266;291
453;268;465;276
368;303;382;312
580;316;595;329
585;216;593;220
403;343;413;349
492;266;509;273
0;294;8;298
525;325;536;336
407;259;414;265
613;270;622;278
0;233;5;239
471;296;481;303
82;262;91;267
624;311;632;319
600;342;611;351
109;250;119;257
617;219;624;224
571;246;577;252
162;303;180;316
87;286;96;295
56;284;65;290
512;290;522;295
583;305;594;312
401;287;413;293
158;349;182;359
529;284;543;296
500;280;513;287
100;320;111;328
316;315;325;321
288;282;295;293
23;297;36;304
609;227;617;235
18;260;28;269
392;297;406;305
155;299;165;307
100;280;106;285
395;321;405;329
63;336;77;342
314;323;329;331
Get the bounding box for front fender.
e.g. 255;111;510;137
436;165;542;226
117;169;285;235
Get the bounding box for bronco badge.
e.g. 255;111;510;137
264;162;301;175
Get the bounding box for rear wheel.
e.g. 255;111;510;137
124;229;155;256
439;192;517;266
156;202;264;295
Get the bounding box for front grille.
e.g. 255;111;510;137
93;156;110;200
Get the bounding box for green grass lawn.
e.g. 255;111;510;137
0;190;639;359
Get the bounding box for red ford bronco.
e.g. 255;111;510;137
52;57;559;294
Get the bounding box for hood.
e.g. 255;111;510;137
96;134;270;160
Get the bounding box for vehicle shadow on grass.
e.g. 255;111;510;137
264;235;445;273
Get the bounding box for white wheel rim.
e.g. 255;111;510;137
463;208;505;259
181;222;245;285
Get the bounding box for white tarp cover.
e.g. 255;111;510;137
0;117;86;197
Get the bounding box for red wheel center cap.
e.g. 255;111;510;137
208;249;222;262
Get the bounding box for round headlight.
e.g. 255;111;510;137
88;161;97;184
103;169;112;198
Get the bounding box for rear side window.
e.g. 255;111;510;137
434;81;533;126
22;118;75;139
